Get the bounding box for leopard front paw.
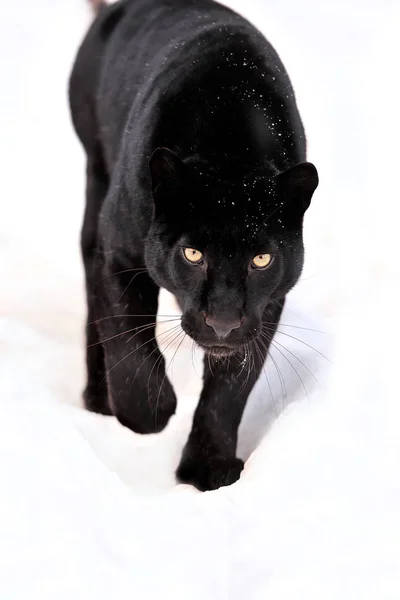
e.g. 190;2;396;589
177;454;244;491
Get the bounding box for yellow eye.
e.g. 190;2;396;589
252;253;272;268
184;247;203;264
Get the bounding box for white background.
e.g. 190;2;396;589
1;0;399;598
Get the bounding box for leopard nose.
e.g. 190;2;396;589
205;315;242;339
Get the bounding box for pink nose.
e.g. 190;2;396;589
205;315;242;339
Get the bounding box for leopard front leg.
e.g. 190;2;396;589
97;261;178;434
177;302;284;491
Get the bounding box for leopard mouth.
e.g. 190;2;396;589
203;344;242;358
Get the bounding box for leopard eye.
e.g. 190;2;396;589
252;253;272;269
183;247;203;264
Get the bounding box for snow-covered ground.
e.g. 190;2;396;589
1;0;399;598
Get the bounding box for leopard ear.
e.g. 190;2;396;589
149;147;187;194
277;162;319;214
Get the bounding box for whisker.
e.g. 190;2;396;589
126;318;181;344
237;344;249;379
262;324;331;363
145;327;184;411
269;348;287;407
257;335;287;410
190;339;201;379
94;267;147;285
113;271;148;305
261;332;309;401
263;321;329;335
254;338;278;417
87;318;180;348
207;349;214;377
88;322;155;349
155;326;184;385
102;323;181;384
127;325;183;397
270;300;311;324
247;343;255;390
296;274;315;283
270;336;320;387
89;314;181;326
239;343;255;396
271;340;309;401
237;344;249;393
155;330;186;429
169;330;186;382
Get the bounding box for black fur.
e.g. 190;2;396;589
69;0;318;491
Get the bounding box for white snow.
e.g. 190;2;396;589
1;0;399;598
